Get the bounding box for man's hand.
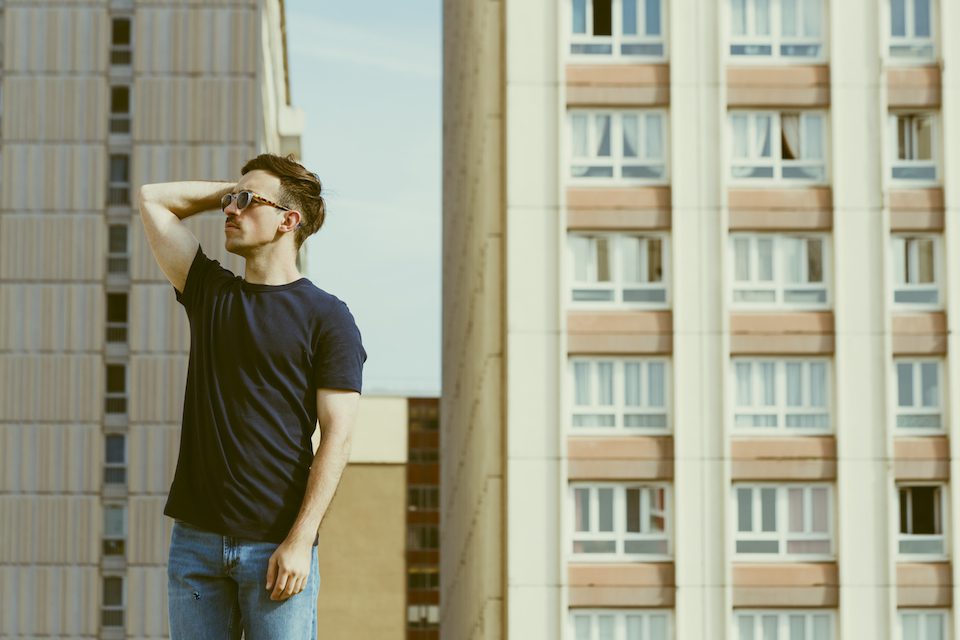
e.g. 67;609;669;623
265;538;314;601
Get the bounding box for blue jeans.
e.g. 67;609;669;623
167;519;320;639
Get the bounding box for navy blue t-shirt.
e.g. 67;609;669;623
163;244;367;544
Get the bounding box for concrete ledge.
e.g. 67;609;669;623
727;66;830;107
568;311;672;354
887;67;941;108
898;563;952;607
894;437;950;481
730;312;834;355
568;436;673;480
567;64;670;107
569;563;675;607
732;563;838;607
889;188;945;231
891;313;947;355
728;188;832;230
567;187;672;230
731;437;836;480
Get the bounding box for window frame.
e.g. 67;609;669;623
890;233;942;310
729;233;831;311
102;503;126;556
568;356;672;433
109;16;134;67
893;358;944;434
569;609;672;640
728;110;830;185
566;0;669;62
887;0;938;63
567;109;670;185
569;482;672;562
101;575;125;628
109;84;133;137
727;0;828;63
733;610;835;640
730;357;833;435
897;483;948;561
104;433;127;485
733;483;834;561
567;231;671;309
898;609;950;640
888;112;940;185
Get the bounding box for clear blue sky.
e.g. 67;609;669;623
285;1;441;397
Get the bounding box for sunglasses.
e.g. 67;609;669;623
221;190;293;213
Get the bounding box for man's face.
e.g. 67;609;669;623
223;170;299;255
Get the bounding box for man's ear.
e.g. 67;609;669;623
283;211;302;232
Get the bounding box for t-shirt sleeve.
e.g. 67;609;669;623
312;300;368;394
174;244;228;312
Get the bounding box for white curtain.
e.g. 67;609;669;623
781;0;797;36
732;115;749;158
755;0;771;35
624;362;641;406
595;115;611;157
598;617;615;640
734;238;751;281
622;236;641;282
760;362;775;405
645;113;663;160
785;362;802;406
755;115;773;159
809;362;826;407
781;114;801;160
622;114;638;158
731;0;747;35
757;238;774;281
571;235;591;282
598;362;614;404
574;362;592;405
571;115;588;157
735;363;752;406
804;0;822;37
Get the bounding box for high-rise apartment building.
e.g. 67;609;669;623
443;0;958;638
0;1;306;637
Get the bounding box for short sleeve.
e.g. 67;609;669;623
174;244;229;312
312;300;367;394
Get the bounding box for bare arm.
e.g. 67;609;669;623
138;181;235;294
265;388;361;601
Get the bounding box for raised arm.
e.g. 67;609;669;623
137;181;235;294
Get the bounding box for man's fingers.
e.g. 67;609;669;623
271;571;289;600
265;555;277;590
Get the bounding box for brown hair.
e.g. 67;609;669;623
240;153;326;250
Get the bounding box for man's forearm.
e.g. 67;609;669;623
139;181;235;220
285;434;352;546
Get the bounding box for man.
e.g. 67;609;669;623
138;152;367;639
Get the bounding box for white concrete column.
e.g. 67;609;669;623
938;0;960;636
669;0;728;635
504;0;563;637
831;0;894;637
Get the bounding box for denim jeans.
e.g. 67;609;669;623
167;519;320;639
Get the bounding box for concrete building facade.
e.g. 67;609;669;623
442;0;959;638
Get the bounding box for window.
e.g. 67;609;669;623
101;576;124;627
110;86;131;135
735;611;834;640
732;359;830;432
110;17;132;66
890;113;938;182
734;485;832;559
731;235;828;309
407;566;439;590
899;610;948;640
105;364;127;414
407;604;439;628
407;524;439;550
730;111;826;182
571;610;671;640
570;0;665;59
896;360;942;430
569;111;667;182
570;358;669;431
105;434;126;485
107;154;131;206
729;0;824;60
409;448;439;463
106;293;128;344
899;485;945;557
892;235;940;307
107;224;129;275
569;233;668;306
103;504;126;556
408;486;439;511
571;484;670;559
889;0;935;60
